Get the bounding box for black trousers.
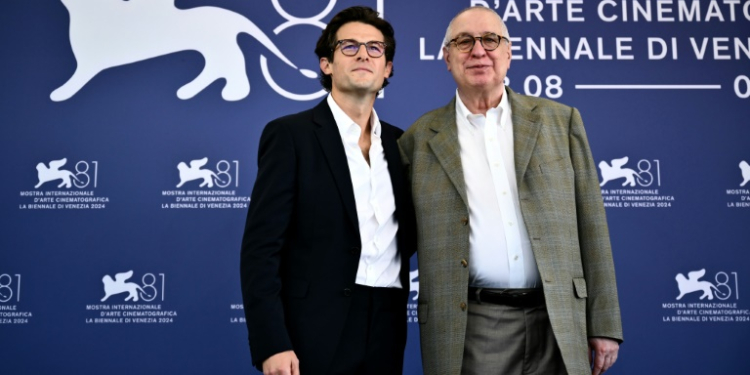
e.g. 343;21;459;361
326;284;407;375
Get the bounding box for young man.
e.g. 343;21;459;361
240;7;414;375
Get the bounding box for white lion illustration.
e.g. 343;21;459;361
34;158;81;188
176;157;226;188
101;270;148;302
598;156;645;187
50;0;315;101
739;160;750;187
409;269;419;301
675;269;727;300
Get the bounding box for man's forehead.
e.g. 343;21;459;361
451;10;502;33
337;22;383;39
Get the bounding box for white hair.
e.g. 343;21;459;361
442;6;510;46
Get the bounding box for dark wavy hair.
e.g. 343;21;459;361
314;6;396;91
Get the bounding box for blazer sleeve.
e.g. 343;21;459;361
240;120;297;367
568;107;624;342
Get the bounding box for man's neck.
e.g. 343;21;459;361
330;90;376;131
457;86;505;116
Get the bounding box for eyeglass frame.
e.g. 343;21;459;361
445;32;510;52
333;39;389;58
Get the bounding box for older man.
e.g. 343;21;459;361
399;6;623;375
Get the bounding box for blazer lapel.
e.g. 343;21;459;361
427;98;468;208
312;100;360;233
508;87;542;182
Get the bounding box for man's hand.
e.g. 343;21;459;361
262;350;300;375
589;337;619;375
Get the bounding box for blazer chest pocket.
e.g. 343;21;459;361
573;277;587;298
417;303;429;324
284;278;310;299
537;157;573;175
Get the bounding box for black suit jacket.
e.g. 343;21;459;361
240;99;416;373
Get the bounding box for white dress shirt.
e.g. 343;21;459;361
328;94;402;288
455;90;540;288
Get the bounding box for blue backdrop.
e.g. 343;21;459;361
2;0;749;374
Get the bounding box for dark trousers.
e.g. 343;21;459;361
327;284;407;375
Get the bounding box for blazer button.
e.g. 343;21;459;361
460;217;469;226
460;302;467;311
350;247;360;255
460;259;468;268
343;288;352;297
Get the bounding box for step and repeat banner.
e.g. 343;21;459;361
1;0;749;374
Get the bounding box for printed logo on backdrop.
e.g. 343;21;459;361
0;273;32;325
598;156;676;208
48;0;373;102
661;268;749;323
19;158;110;210
230;302;246;324
407;269;419;323
726;160;750;208
161;157;249;210
85;270;177;325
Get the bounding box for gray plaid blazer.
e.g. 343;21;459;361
398;87;623;375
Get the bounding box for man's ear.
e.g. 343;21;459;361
320;57;332;75
443;47;451;71
384;60;393;78
505;41;512;63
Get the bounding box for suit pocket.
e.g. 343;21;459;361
417;302;429;324
284;278;309;299
573;277;587;298
533;156;572;175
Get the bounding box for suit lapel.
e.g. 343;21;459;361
509;87;542;182
312;100;360;232
381;124;405;213
427;98;468;207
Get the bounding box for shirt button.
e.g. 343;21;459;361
508;222;513;226
461;217;469;226
350;247;360;255
460;302;467;311
514;255;519;261
343;288;352;297
502;191;508;195
461;259;468;268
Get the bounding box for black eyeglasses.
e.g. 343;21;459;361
334;39;388;58
446;33;509;52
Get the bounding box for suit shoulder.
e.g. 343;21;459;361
263;107;316;132
381;120;404;137
403;101;453;137
414;105;450;126
512;91;576;116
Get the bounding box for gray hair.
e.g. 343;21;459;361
442;6;510;47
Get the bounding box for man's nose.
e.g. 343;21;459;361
355;45;370;60
470;40;488;57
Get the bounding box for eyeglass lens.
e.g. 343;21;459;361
338;40;386;57
455;33;502;52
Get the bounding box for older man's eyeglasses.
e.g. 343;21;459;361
334;39;388;58
446;33;509;52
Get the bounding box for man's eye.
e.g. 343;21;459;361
457;39;474;47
